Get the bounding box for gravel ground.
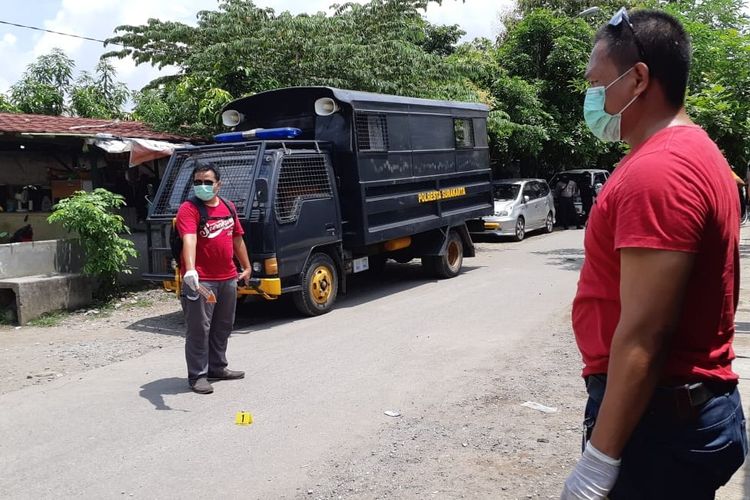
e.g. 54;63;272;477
0;287;185;395
300;314;584;499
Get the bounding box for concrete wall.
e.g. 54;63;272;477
0;239;85;280
0;227;161;285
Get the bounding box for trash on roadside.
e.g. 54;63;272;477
235;411;253;426
521;401;558;413
384;410;401;417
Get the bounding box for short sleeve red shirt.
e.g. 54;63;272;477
572;126;740;382
175;199;244;281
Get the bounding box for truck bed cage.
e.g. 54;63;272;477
147;140;327;221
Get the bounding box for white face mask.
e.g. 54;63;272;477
583;67;640;142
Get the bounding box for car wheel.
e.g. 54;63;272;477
514;216;525;242
545;212;554;233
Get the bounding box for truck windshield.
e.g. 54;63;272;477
494;184;520;201
151;145;260;219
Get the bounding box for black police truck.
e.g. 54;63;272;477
144;87;493;315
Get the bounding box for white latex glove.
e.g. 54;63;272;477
561;441;620;500
183;270;200;291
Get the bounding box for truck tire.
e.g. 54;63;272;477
421;230;463;279
293;252;339;316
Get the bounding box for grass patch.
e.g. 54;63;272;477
27;310;66;327
131;298;154;308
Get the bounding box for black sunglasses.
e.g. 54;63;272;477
609;7;647;62
193;180;215;186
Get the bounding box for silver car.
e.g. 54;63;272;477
481;179;556;241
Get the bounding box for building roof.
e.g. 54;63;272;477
0;112;191;142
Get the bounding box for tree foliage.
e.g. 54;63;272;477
5;49;130;119
664;0;750;170
70;60;131;119
105;0;473;135
47;189;138;291
10;48;74;115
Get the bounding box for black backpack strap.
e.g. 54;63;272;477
186;197;209;230
218;196;237;221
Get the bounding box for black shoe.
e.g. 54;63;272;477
190;377;213;394
207;368;245;381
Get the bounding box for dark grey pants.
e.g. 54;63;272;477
181;279;237;383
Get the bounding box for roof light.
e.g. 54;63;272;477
213;127;302;143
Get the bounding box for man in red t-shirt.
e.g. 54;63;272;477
176;162;251;394
562;9;747;499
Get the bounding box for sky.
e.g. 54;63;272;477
0;0;515;96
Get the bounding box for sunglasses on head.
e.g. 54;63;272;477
193;180;215;186
609;7;647;62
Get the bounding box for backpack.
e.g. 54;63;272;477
170;196;237;262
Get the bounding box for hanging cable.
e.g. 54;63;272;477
0;19;124;46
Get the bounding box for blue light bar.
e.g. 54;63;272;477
214;127;302;143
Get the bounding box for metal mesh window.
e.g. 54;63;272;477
356;113;388;151
275;154;333;224
454;118;475;148
149;145;259;219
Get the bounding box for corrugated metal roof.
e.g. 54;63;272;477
0;113;193;142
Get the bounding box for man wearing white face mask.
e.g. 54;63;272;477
176;162;252;394
562;8;746;499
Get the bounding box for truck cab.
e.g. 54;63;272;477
144;87;493;315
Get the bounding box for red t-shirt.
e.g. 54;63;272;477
176;199;244;281
572;125;740;382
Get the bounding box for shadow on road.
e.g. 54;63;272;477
139;377;192;411
533;248;585;272
471;229;556;245
125;261;483;338
126;310;185;337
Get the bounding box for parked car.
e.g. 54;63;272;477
473;179;555;241
549;169;610;224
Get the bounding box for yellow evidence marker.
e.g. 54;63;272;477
235;411;253;426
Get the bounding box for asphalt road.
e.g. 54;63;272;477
0;228;587;498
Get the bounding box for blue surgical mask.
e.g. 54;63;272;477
193;185;215;201
584;67;639;142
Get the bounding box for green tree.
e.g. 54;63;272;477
5;49;131;119
70;59;131;119
47;189;138;294
10;48;75;115
663;0;750;171
420;22;466;55
106;0;473;135
496;9;623;177
516;0;644;17
0;94;19;113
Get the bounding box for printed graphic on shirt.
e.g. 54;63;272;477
199;217;235;239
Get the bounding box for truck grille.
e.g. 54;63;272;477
275;154;333;224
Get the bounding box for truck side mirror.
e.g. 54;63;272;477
523;195;530;203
